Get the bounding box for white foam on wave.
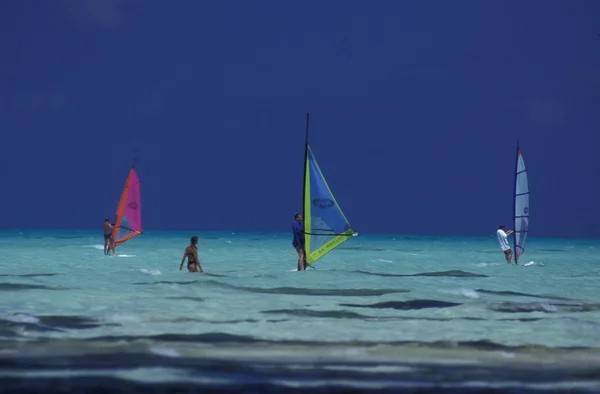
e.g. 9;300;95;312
149;346;181;358
443;288;480;299
85;245;136;257
106;314;142;324
496;351;516;358
140;268;161;276
374;258;393;263
459;288;480;299
1;313;40;324
539;303;557;312
476;262;501;267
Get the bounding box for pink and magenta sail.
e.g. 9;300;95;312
111;167;142;249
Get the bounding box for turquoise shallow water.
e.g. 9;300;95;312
1;230;600;393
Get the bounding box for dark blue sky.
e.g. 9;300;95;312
1;0;599;238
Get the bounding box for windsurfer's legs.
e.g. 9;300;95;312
303;249;308;270
295;246;305;271
109;237;116;255
503;249;512;264
103;234;111;255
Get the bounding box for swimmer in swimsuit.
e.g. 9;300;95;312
180;236;203;273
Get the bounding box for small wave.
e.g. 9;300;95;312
341;299;462;310
133;280;200;286
357;270;488;278
488;302;600;313
499;317;544;322
262;309;372;319
36;315;113;329
58;332;596;351
476;289;571;301
262;309;487;322
117;254;136;258
0;283;72;291
0;313;117;331
166;296;204;301
169;317;262;324
0;273;59;278
199;282;410;296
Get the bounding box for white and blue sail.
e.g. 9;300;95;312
513;139;529;264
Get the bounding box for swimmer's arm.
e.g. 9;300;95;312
194;249;204;272
179;251;186;271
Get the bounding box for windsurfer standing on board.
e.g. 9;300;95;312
180;236;203;273
292;213;308;271
497;224;514;264
103;218;116;255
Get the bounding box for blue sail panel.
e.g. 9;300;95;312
304;146;355;264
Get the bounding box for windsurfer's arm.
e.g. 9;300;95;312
293;224;305;243
506;230;514;236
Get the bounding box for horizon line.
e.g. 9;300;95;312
0;228;597;241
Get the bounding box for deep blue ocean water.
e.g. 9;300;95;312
1;230;600;393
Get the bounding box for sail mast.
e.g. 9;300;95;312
302;112;310;222
513;138;520;264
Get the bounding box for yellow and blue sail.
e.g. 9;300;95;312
303;145;356;265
